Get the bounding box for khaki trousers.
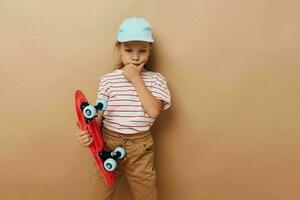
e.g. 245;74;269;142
89;127;158;200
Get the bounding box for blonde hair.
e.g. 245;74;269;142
113;41;124;69
112;41;152;70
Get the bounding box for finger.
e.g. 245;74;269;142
82;137;92;144
87;138;93;146
124;63;132;68
138;62;145;71
79;133;91;140
77;131;88;137
83;138;93;147
80;137;91;145
138;62;144;67
122;65;129;72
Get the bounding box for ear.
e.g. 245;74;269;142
148;44;152;55
115;42;121;55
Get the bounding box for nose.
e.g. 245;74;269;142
131;53;139;61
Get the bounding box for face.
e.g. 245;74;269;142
118;41;151;68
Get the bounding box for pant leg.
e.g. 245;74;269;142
89;163;123;200
124;132;158;200
89;128;126;200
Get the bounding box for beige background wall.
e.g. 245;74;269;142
1;0;299;199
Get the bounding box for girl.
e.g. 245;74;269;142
76;17;171;200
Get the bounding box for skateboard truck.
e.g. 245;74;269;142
80;99;126;172
99;147;126;171
80;100;108;123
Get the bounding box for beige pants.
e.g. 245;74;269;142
89;127;158;200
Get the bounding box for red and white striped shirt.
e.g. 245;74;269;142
97;69;171;134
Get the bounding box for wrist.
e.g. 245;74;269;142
131;75;142;85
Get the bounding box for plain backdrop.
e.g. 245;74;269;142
1;0;300;199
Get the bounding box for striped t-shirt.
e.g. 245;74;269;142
97;69;171;134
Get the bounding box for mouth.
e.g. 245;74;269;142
131;62;143;66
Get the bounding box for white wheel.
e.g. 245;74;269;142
83;105;97;119
114;147;126;159
104;158;117;171
96;100;108;111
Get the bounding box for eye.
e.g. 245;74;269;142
140;50;147;52
125;49;132;52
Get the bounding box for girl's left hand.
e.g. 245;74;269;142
122;62;145;82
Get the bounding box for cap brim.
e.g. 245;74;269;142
117;35;154;42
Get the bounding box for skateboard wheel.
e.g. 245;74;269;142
114;147;126;159
83;105;97;119
104;158;117;171
96;100;108;111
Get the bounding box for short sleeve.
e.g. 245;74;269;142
97;76;109;101
151;73;171;110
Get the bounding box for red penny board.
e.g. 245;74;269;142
74;90;115;187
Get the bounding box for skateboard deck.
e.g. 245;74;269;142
74;90;115;187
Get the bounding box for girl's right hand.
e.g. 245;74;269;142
76;130;93;147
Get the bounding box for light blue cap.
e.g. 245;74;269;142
117;17;154;43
